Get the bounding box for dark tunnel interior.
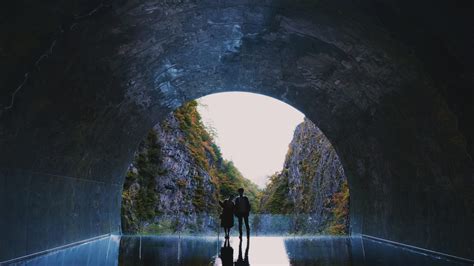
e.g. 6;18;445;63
0;0;473;263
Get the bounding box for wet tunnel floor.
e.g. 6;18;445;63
7;235;470;266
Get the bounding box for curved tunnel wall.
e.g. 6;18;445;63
0;0;473;262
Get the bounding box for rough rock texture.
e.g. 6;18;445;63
122;115;219;234
261;118;349;234
0;0;473;261
121;101;260;234
150;115;218;231
287;119;349;233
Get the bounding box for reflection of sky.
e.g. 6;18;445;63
11;235;464;265
214;237;290;266
197;92;305;188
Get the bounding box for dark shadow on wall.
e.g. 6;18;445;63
0;0;472;262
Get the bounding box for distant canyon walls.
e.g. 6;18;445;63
122;102;348;235
260;118;349;234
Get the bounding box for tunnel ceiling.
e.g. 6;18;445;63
0;0;473;262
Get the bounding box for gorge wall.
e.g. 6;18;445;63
260;118;349;234
122;102;349;235
121;101;260;234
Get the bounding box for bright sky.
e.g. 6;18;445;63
197;92;304;189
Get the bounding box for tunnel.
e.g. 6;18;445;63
0;0;473;263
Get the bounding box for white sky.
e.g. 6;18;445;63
197;92;304;189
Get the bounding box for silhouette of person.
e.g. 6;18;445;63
219;238;234;266
234;188;251;238
235;237;250;266
219;196;235;239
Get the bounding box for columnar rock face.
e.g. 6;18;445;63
261;119;349;234
288;119;349;233
148;115;219;228
122;115;219;233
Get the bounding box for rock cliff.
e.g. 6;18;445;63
122;102;348;235
260;118;349;234
121;101;261;234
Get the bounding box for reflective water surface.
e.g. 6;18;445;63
6;235;470;266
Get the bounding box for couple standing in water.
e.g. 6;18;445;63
219;188;251;239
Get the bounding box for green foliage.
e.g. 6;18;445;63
326;181;350;235
135;131;162;221
192;175;207;212
121;189;139;233
259;171;293;214
122;102;350;236
121;130;164;232
175;101;220;212
261;138;323;215
122;100;262;233
260;122;350;235
140;219;179;235
299;150;321;213
174;100;217;171
175;100;261;213
215;160;262;213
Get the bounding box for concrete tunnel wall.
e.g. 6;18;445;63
0;0;473;262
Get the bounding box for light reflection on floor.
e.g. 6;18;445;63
5;235;471;265
214;237;290;266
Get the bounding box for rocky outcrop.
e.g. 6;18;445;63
260;118;349;234
121;101;260;234
122;118;218;233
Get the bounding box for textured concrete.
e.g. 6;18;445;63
0;0;473;262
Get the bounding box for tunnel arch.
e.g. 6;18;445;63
0;0;472;263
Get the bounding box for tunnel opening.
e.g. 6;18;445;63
120;92;350;237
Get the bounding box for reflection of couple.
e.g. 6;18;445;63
219;188;251;239
219;237;250;266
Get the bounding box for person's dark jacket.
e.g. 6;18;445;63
234;196;251;217
219;199;235;228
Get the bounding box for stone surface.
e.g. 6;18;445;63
286;119;347;227
122;114;219;233
0;0;473;261
260;118;349;233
